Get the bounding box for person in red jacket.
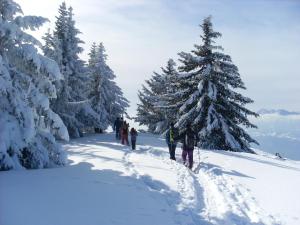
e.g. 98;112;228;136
121;121;129;145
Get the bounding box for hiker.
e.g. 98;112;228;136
180;123;197;169
126;122;130;145
130;128;138;150
275;152;283;159
119;117;124;140
165;122;179;160
121;121;129;145
113;117;122;139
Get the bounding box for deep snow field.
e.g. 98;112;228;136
1;133;300;225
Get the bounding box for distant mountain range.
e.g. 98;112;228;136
257;109;300;116
250;109;300;160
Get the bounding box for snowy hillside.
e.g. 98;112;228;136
1;133;299;225
249;109;300;160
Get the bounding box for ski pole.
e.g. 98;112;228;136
197;146;200;164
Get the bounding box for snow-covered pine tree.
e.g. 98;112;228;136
64;6;87;101
43;2;99;137
65;6;102;132
87;42;109;131
155;59;182;131
136;84;164;133
136;60;179;134
0;0;69;170
92;43;129;126
43;2;80;137
42;29;63;65
176;16;258;152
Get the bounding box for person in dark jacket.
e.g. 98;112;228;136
113;117;122;139
180;123;197;169
165;122;179;160
130;128;138;150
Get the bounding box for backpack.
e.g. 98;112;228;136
184;131;195;149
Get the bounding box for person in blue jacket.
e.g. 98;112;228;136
113;117;122;139
130;128;138;150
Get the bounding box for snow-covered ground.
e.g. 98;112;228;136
1;133;300;225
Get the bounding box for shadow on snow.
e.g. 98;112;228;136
63;133;274;225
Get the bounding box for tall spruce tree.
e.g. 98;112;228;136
43;2;99;137
176;16;258;152
87;42;109;131
92;43;129;125
136;84;165;133
0;0;68;170
156;59;181;130
136;59;179;133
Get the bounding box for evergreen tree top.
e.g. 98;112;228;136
98;42;108;62
161;59;177;74
198;16;222;50
54;2;68;38
88;42;97;66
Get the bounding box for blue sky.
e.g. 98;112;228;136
19;0;300;115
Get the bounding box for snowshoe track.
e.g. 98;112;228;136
143;147;211;225
198;152;281;225
122;150;185;225
143;146;280;225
